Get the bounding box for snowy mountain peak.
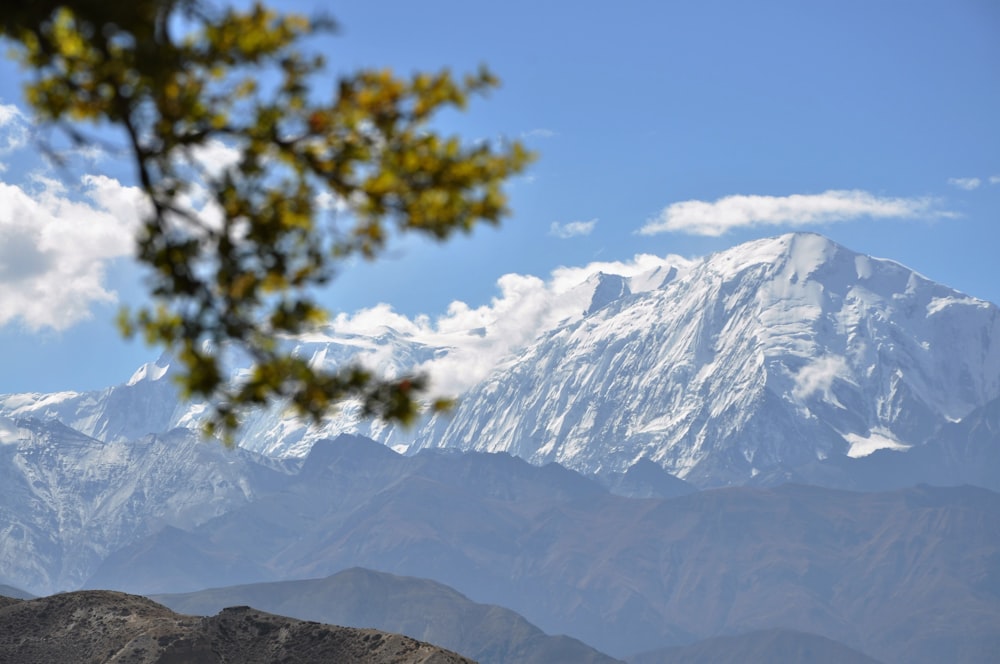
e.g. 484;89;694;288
704;232;839;280
1;233;996;488
126;352;173;386
410;233;1000;485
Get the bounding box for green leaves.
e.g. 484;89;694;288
1;0;532;437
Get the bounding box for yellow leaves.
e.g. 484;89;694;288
47;8;87;55
260;272;286;293
234;78;257;98
209;112;229;130
0;0;533;438
204;3;312;64
431;397;457;414
163;80;181;103
364;170;397;196
227;272;257;301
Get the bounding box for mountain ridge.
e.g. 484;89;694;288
3;232;997;487
411;233;1000;485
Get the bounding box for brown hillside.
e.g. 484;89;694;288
0;590;473;664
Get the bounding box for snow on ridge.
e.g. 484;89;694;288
126;358;171;386
927;295;991;316
0;390;81;417
845;430;911;458
700;232;835;280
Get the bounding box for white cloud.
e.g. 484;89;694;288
639;190;946;237
325;252;687;395
549;218;597;239
0;173;148;331
0;103;29;155
187;138;242;179
792;355;849;403
990;175;1000;186
947;177;982;190
0;104;20;126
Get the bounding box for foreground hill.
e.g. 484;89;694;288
154;567;621;664
0;590;472;664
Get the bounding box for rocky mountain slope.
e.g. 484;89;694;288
0;590;472;664
153;567;622;664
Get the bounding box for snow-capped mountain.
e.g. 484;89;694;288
0;416;288;594
2;233;997;487
0;330;441;458
0;253;679;457
411;233;1000;484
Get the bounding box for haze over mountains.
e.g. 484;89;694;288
1;233;998;662
3;432;997;662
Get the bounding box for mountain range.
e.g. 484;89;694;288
411;232;1000;485
3;233;997;488
79;437;1000;663
1;232;998;662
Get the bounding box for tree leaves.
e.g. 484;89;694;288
2;0;533;439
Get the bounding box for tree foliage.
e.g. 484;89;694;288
1;0;532;438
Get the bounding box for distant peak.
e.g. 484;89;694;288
703;232;846;282
126;353;173;386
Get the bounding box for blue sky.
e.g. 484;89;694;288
0;0;998;393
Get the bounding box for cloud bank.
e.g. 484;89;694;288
640;190;945;237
